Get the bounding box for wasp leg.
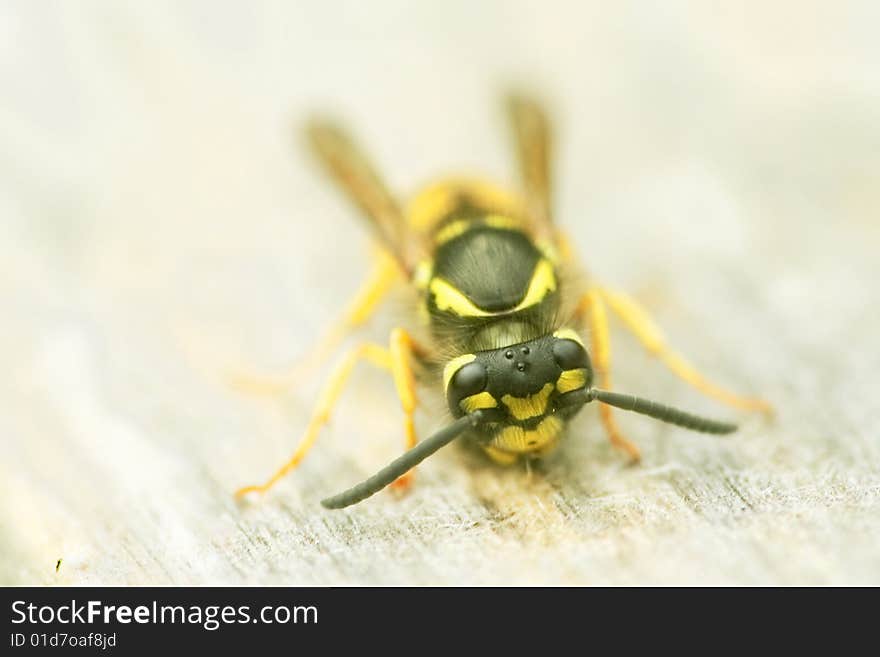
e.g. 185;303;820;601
387;328;422;491
228;251;399;397
235;327;422;498
235;342;391;497
597;288;772;414
579;290;643;462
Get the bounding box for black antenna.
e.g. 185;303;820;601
586;388;737;434
322;390;735;510
321;409;496;509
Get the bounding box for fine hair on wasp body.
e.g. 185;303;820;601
234;95;770;510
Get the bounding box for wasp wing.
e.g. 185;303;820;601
506;94;555;243
306;119;425;274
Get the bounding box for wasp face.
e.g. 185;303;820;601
443;329;593;436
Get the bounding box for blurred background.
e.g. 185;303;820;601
2;1;878;585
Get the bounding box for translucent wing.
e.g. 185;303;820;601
506;94;555;243
306;119;425;273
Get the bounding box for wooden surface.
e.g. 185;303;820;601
2;2;879;585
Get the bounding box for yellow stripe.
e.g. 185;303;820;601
556;369;586;394
430;277;491;317
434;219;473;245
483;214;523;231
460;391;498;413
501;383;554;421
429;257;557;318
516;258;557;310
442;353;477;391
491;416;564;453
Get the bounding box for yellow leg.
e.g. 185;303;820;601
597;288;772;414
228;251;399;397
387;328;421;491
579;290;642;462
235;327;422;498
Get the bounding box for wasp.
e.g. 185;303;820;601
234;95;770;509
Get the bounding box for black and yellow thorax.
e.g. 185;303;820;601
410;181;562;345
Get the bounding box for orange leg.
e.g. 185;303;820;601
579;290;642;462
597;287;772;414
387;328;421;491
235;327;422;498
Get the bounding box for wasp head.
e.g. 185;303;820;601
443;329;593;428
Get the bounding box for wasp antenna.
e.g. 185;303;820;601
321;410;496;510
587;389;737;435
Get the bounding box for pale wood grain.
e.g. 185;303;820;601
2;1;878;586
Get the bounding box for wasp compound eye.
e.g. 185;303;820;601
452;361;488;395
552;338;589;370
447;361;489;416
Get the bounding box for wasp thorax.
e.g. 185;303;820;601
443;330;593;419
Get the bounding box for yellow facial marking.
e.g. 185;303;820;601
556;369;587;394
501;382;555;421
460;391;498;413
443;353;477;391
491;416;564;454
429;258;557;318
553;328;585;347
